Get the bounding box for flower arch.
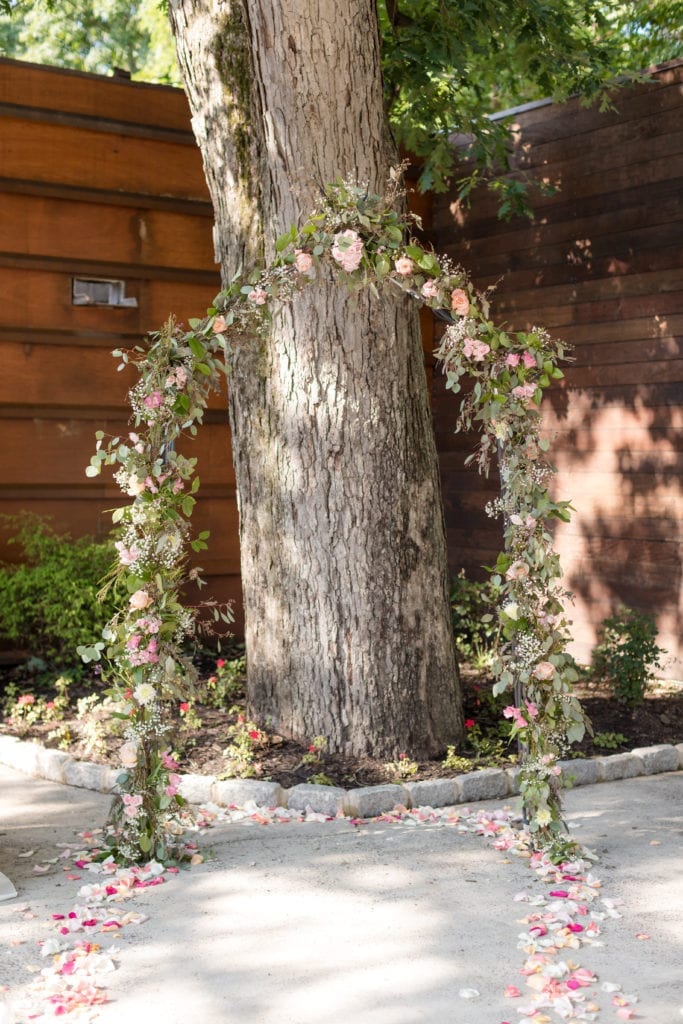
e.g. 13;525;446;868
83;172;588;864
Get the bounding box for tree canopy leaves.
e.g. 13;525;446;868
1;0;680;211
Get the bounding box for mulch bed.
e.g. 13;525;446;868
1;663;681;790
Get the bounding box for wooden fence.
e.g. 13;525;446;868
431;61;682;676
0;58;436;642
2;57;680;673
0;58;244;628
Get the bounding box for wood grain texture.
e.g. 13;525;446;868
432;61;683;675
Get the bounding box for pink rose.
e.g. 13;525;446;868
331;229;364;273
129;589;153;610
525;700;539;718
143;391;163;409
462;337;491;361
421;279;439;299
509;514;535;532
394;256;414;276
505;559;529;581
503;705;526;729
247;287;267;305
122;793;143;819
522;351;537;368
450;288;470;315
294;250;314;274
115;542;139;566
212;315;227;333
505;353;520;367
512;383;537;401
533;660;556;681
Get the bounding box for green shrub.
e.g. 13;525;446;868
0;514;118;669
592;606;664;707
592;731;628;750
450;570;501;666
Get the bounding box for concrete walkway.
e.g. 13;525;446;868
0;764;682;1023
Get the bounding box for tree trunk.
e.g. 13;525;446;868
169;0;462;757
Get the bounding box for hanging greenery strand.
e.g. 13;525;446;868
83;171;588;864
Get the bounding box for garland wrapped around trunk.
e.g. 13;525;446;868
82;172;588;864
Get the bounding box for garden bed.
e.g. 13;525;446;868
1;660;681;789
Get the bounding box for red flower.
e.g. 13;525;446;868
248;729;261;741
464;718;476;729
179;702;190;714
216;658;226;669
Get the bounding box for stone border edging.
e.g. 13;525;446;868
1;734;682;816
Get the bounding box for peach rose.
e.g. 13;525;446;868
505;560;530;581
450;288;470;315
212;315;227;333
294;250;314;274
394;256;414;276
533;660;556;681
129;589;153;610
119;741;139;768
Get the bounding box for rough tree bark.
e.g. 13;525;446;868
169;0;462;757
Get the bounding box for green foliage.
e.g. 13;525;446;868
592;731;628;750
220;706;267;779
466;721;516;766
592;607;664;706
307;772;336;787
0;515;119;668
383;752;419;781
379;0;682;204
0;0;180;84
200;655;246;709
450;570;501;665
442;746;472;772
3;0;681;216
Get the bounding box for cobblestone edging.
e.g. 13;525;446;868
2;734;682;816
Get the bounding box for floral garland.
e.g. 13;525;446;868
84;171;588;863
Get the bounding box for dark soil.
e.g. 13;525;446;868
1;663;682;790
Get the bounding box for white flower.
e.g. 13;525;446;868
502;602;519;620
133;683;157;705
125;474;146;497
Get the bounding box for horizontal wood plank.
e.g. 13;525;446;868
0;192;218;272
0;58;193;132
1;117;209;200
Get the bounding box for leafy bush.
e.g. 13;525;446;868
0;514;118;669
450;570;501;666
592;607;664;707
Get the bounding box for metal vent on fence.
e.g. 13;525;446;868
72;277;138;307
